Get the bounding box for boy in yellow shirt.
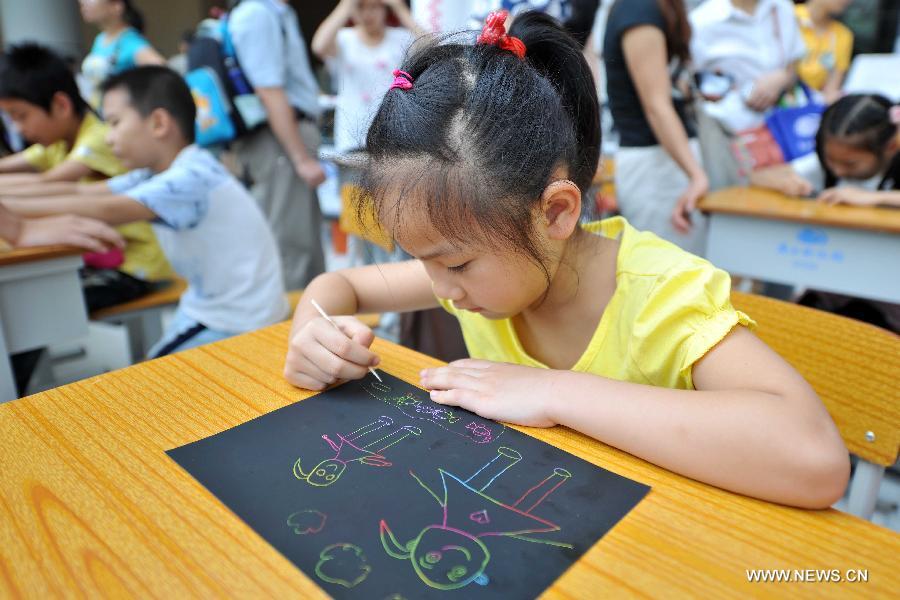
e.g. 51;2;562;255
0;42;170;309
795;0;854;103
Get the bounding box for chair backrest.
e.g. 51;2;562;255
731;291;900;467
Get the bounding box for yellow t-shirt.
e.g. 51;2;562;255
439;217;755;390
21;112;172;281
795;5;854;91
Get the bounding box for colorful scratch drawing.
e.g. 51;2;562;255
294;416;422;487
316;543;372;588
362;381;504;445
167;371;652;599
287;509;327;535
379;446;573;590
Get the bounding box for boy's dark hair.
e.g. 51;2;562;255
0;42;90;117
361;11;600;282
816;93;900;189
101;66;196;144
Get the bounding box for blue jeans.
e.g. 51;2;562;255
149;307;235;358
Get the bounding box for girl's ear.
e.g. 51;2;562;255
540;179;581;241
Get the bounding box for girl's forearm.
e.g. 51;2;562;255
311;2;353;59
547;370;849;508
289;272;361;335
644;99;704;180
874;190;900;207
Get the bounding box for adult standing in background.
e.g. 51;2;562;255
230;0;326;290
605;0;709;254
795;0;854;104
312;0;424;158
690;0;805;190
79;0;166;109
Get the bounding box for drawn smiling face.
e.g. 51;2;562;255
409;526;490;590
307;460;346;486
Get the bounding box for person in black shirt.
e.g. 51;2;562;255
604;0;709;255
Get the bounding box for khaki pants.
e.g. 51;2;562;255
234;121;326;290
695;102;746;192
614;139;708;257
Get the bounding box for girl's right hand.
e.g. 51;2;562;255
284;316;380;390
778;173;814;198
671;173;709;234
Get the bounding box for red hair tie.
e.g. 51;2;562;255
476;10;526;59
390;69;414;91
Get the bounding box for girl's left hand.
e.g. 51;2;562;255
818;187;881;207
420;359;558;428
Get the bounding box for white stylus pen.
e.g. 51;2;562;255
310;299;383;382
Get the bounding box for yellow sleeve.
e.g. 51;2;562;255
69;117;125;178
22;144;51;172
834;25;853;73
629;263;755;390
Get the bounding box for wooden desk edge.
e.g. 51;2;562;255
699;187;900;234
0;244;83;266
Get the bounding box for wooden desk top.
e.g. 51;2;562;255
0;244;81;267
1;322;897;598
699;187;900;234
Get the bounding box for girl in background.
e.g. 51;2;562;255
795;0;854;104
751;94;900;332
79;0;165;108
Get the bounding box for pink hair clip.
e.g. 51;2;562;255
390;69;414;91
890;105;900;125
477;10;526;59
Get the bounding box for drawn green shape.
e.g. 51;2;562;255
380;523;490;591
315;543;372;588
294;457;345;487
286;509;326;535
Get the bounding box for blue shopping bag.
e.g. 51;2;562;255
765;85;825;161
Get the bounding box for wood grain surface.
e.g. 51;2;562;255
1;322;897;598
698;187;900;234
0;245;81;267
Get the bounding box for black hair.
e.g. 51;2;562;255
564;0;600;47
360;11;600;282
657;0;692;62
816;93;900;189
0;42;90;117
101;66;196;144
116;0;145;33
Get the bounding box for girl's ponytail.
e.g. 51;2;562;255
509;11;600;193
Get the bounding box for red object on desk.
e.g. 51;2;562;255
83;248;124;269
